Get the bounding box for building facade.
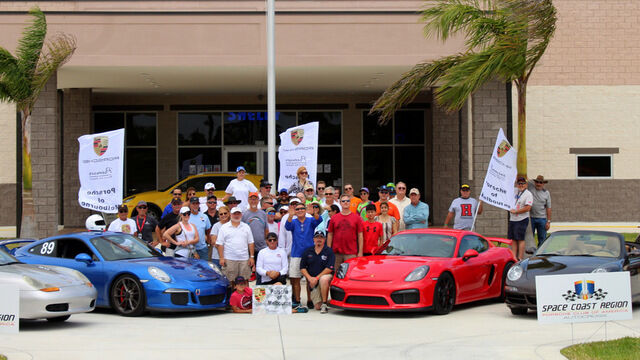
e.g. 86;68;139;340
0;0;637;237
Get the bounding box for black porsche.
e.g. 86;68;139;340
504;230;640;315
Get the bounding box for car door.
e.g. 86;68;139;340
623;244;640;302
454;235;492;303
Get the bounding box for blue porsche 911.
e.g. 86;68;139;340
14;231;229;316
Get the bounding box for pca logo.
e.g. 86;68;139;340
290;129;304;146
496;140;511;158
562;279;608;301
93;136;109;156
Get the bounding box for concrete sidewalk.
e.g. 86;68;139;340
1;302;638;360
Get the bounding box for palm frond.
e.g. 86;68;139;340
369;54;465;124
16;7;46;85
28;33;76;106
0;48;29;101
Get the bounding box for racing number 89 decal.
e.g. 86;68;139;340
40;241;55;255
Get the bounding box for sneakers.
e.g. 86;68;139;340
307;300;314;309
320;303;328;314
292;301;300;309
294;306;308;313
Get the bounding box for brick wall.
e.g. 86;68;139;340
28;75;60;238
431;100;460;225
62;88;92;227
470;80;509;237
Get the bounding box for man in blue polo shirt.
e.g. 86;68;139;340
188;196;212;260
300;230;335;314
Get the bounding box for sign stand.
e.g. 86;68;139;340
470;200;482;232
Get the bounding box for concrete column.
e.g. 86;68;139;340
29;75;60;237
62;88;92;227
431;98;460;226
157;108;177;189
342;105;362;189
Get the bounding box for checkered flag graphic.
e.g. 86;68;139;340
562;290;579;301
593;288;607;300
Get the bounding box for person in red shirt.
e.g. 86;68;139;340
229;276;252;313
362;204;383;255
374;185;401;220
327;194;364;270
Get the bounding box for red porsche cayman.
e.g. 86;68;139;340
330;229;516;314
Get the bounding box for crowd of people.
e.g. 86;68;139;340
103;165;552;312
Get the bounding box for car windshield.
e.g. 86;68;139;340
90;235;159;261
536;232;621;258
0;248;20;265
381;233;457;258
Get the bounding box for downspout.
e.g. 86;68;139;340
16;111;22;237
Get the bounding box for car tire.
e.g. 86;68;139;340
147;204;162;221
498;261;514;302
110;275;146;317
46;315;70;322
432;272;456;315
510;306;528;315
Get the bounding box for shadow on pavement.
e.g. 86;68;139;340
19;319;91;331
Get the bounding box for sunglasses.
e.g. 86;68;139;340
267;239;278;242
300;171;308;175
305;189;314;192
517;182;527;185
344;187;353;190
206;188;215;191
207;201;216;204
340;200;349;203
183;212;191;216
267;211;276;215
534;180;544;184
380;190;389;194
325;192;333;196
137;206;147;209
265;202;273;205
173;193;182;196
219;212;229;216
296;207;306;211
264;186;272;189
312;205;319;209
397;187;406;190
118;210;127;213
317;187;325;191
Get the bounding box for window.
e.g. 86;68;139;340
298;111;342;145
362;110;426;200
93;112;157;196
56;239;97;260
577;155;612;178
29;240;58;257
458;235;489;257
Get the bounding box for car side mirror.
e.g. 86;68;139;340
75;253;93;264
462;249;479;261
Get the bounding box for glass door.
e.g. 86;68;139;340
224;146;263;175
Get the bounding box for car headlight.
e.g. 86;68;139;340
148;266;171;283
336;263;349;279
507;265;523;281
405;266;429;282
22;275;57;291
592;267;608;273
208;262;223;276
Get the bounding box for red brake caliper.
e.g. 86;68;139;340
120;284;125;305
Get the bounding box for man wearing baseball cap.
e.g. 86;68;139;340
243;192;269;283
223;165;257;211
217;206;255;287
509;177;533;260
444;185;483;230
300;229;335;314
527;175;552;247
188;196;212;260
403;188;429;230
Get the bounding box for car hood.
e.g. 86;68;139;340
0;263;84;288
120;257;223;282
523;255;621;279
346;255;444;281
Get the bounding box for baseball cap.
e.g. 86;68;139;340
171;198;183;206
224;196;241;204
204;182;215;190
230;207;242;214
190;197;200;204
236;166;246;172
136;200;147;206
280;206;289;212
460;184;471;190
260;181;272;188
118;205;128;212
279;188;288;194
386;182;395;189
517;176;527;183
409;188;420;195
180;206;190;214
266;232;278;240
289;197;302;204
378;185;389;192
359;187;369;194
248;192;259;198
265;207;276;213
207;194;217;200
313;229;326;238
234;276;247;283
303;183;314;191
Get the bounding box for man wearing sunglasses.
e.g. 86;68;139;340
108;205;137;235
132;201;158;246
528;175;552;247
256;232;288;285
390;182;411;230
316;181;326;202
327;194;364;270
161;188;183;219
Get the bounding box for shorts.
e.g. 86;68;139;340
223;259;252;281
508;218;529;241
309;274;333;305
262;276;287;285
289;257;302;278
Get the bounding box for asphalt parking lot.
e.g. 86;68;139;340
1;300;639;360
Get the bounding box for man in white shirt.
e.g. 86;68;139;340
200;182;224;213
256;232;288;284
223;166;258;211
390;181;411;230
108;205;137;235
509;177;533;260
216;207;255;287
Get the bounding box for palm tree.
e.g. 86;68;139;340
371;0;556;177
0;7;76;236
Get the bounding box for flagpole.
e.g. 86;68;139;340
470;200;482;232
266;0;276;190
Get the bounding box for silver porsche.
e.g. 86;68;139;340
0;247;97;322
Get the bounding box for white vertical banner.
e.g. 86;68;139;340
0;285;19;333
479;128;518;211
278;122;319;191
77;129;125;213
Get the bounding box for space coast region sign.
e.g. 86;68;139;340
536;272;632;324
0;285;19;333
252;285;292;315
77;129;125;213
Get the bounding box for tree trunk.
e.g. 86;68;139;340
516;80;527;178
20;108;37;238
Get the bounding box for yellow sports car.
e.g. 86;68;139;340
122;173;263;218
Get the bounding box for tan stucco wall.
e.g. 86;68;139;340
0;102;16;184
512;85;640;179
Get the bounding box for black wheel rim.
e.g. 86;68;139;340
437;276;455;311
112;277;142;314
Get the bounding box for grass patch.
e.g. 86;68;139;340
0;355;6;360
560;337;640;360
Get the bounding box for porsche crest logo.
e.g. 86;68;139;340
290;129;304;146
93;136;109;156
496;140;511;158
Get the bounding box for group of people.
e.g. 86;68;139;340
102;165;552;312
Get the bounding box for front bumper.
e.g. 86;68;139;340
329;278;436;311
20;285;97;319
143;279;229;311
504;286;537;310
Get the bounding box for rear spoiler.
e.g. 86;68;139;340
486;237;512;246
